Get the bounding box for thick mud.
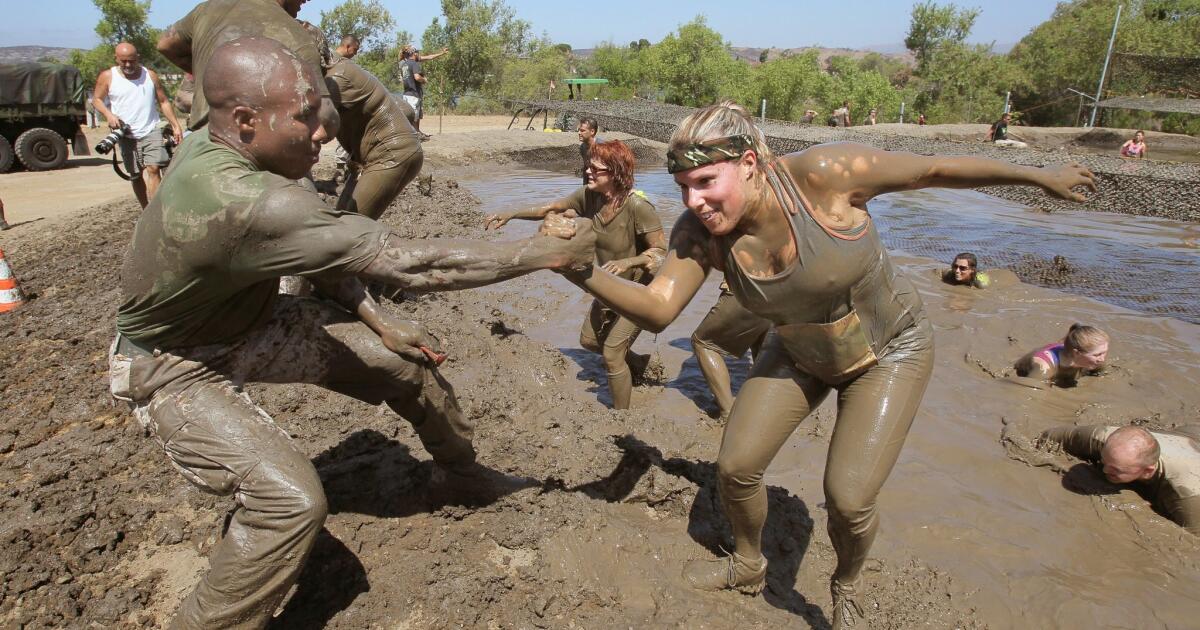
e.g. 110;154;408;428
2;138;1200;628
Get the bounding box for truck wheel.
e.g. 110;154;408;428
15;127;69;171
0;136;14;173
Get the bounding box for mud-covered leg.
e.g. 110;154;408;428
692;335;734;419
824;322;933;628
601;314;642;409
143;381;327;630
336;155;421;220
685;339;828;593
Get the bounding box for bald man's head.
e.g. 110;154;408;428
1101;426;1160;484
337;34;360;59
114;42;141;79
205;37;326;180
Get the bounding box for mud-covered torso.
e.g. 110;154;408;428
116;131;388;350
717;160;924;382
564;187;662;282
326;56;420;169
173;0;328;131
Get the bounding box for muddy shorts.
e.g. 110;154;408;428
118;132;169;175
692;284;771;359
579;299;642;359
109;295;473;628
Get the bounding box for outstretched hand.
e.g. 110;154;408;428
483;213;511;230
377;315;446;366
1040;163;1097;202
538;210;594;272
539;209;579;239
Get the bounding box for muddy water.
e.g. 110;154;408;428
460;166;1200;628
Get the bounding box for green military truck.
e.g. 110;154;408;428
0;62;89;173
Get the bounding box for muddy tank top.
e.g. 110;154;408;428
719;161;924;384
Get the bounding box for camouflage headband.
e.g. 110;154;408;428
666;134;754;174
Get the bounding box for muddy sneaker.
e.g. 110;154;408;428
428;462;535;507
683;550;767;594
831;578;866;629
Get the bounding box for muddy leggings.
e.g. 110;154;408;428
691;285;771;417
336;152;423;220
717;318;933;586
579;299;643;409
109;296;473;629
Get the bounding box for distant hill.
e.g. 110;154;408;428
0;46;81;64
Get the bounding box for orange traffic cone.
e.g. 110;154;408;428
0;248;25;313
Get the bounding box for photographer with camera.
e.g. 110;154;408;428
92;42;183;208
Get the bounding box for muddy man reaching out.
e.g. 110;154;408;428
557;101;1096;628
109;37;593;630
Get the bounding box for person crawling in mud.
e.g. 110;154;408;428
299;21;422;220
690;280;771;422
109;38;593;630
554;101;1096;628
1014;324;1109;387
1039;424;1200;536
484;140;666;409
942;252;990;288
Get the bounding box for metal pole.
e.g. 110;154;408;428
1089;3;1122;128
899;101;905;123
1004;91;1011;113
760;99;766;123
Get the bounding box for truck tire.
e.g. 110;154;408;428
15;127;69;171
0;136;14;173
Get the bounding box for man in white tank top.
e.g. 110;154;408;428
91;42;183;208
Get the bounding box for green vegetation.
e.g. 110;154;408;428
65;0;1199;133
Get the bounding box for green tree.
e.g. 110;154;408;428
69;0;166;85
743;50;832;120
319;0;395;51
904;1;979;74
420;0;534;109
586;42;653;98
646;16;747;107
826;56;905;123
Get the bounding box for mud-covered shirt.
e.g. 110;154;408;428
117;131;389;350
1041;424;1200;535
170;0;330;130
325;56;421;171
561;187;662;282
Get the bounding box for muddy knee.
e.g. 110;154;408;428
716;451;766;499
601;341;630;374
824;486;876;535
579;329;602;353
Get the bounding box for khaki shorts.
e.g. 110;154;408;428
118;131;169;175
402;94;423;119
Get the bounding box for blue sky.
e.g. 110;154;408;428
2;0;1060;51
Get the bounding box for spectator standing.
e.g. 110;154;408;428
865;108;878;125
918;113;927;125
91;42;184;208
577;117;598;185
400;45;449;137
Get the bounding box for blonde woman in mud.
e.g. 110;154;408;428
558;102;1097;628
484;140;667;409
1015;323;1109;387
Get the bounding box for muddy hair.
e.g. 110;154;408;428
1106;426;1160;468
589;140;636;200
668;100;773;171
954;252;978;269
1064;323;1109;353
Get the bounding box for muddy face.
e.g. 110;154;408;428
951;258;976;284
1101;448;1154;484
1070;341;1109;370
673;159;753;236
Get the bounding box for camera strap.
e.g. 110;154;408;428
110;152;134;181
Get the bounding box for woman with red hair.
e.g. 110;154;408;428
485;140;666;408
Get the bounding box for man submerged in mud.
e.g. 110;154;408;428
110;38;592;629
942;252;990;288
1039;424;1200;535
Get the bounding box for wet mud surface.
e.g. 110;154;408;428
2;140;1200;628
511;99;1200;221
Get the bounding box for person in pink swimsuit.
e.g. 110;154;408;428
1015;323;1110;386
1120;130;1148;158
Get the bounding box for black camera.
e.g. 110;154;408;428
95;122;132;154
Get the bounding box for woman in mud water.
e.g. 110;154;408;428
1015;324;1109;386
484;140;666;409
1120;130;1148;158
558;102;1097;628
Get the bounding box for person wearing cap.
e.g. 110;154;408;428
400;45;449;136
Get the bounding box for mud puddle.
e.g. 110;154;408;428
459;165;1200;628
459;165;1200;323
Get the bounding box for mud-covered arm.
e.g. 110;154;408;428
157;23;193;73
309;275;443;363
785;143;1098;204
360;228;593;293
602;228;666;276
1164;494;1200;536
1038;425;1108;462
565;213;710;332
484;188;583;230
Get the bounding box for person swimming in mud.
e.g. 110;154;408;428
1039;424;1200;535
110;37;594;629
690;280;771;422
484;140;666;410
553;101;1096;628
1014;324;1109;387
942;252;990;288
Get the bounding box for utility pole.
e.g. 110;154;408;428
1089;3;1123;128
